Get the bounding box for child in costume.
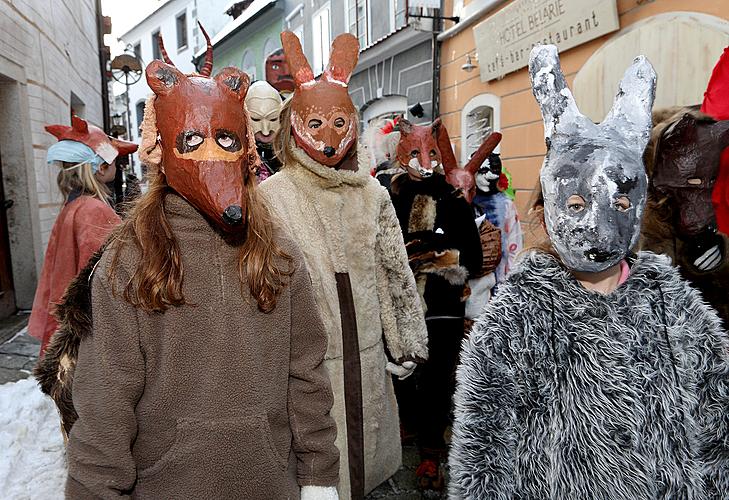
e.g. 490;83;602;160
260;32;428;500
35;34;339;500
245;80;283;182
470;152;523;284
28;116;136;355
641;107;729;328
388;117;482;492
449;45;729;499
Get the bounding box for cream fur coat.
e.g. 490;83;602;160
260;143;428;498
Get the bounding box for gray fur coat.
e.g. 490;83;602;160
449;251;729;499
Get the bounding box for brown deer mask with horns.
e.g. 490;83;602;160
281;31;360;167
151;24;257;232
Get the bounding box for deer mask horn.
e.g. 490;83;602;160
199;21;213;77
157;33;175;66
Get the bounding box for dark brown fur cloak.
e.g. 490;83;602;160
641;107;729;328
33;248;104;437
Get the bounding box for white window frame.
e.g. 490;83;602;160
175;9;188;51
312;2;331;76
346;0;369;48
461;93;501;165
241;50;257;81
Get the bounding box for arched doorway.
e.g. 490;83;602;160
573;12;729;121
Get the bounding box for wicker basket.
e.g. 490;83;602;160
477;218;502;277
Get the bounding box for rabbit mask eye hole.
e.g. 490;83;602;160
567;195;586;213
614;196;631;212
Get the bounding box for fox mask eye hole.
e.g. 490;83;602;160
251;117;261;122
410;149;420;158
186;134;203;147
215;131;241;151
334;117;345;128
614;196;631;212
429;149;437;158
308;119;322;129
567;194;586;213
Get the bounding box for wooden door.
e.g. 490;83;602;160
0;149;16;318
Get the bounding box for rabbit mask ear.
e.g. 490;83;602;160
281;31;314;88
602;54;657;154
323;33;359;85
529;44;593;147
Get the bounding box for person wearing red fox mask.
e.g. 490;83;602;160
260;32;428;500
29;116;136;356
388;118;483;492
35;28;339;500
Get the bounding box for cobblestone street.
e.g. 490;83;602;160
0;313;35;385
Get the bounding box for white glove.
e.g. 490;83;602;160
693;244;722;271
300;485;339;500
386;360;417;380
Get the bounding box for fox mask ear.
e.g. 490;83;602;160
281;31;314;87
323;33;359;85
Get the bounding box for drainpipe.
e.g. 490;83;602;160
431;1;444;120
95;0;111;132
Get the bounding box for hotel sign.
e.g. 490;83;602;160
473;0;619;81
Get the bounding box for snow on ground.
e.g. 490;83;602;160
0;377;66;499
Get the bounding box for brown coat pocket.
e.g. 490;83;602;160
135;416;290;499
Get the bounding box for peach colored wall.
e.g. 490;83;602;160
440;0;729;239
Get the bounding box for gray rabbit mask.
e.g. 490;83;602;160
529;45;657;273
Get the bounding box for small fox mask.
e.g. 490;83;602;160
396;118;443;179
281;31;360;167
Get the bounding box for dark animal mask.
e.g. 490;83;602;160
530;44;656;272
652;113;729;236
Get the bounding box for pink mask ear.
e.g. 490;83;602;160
465;132;502;175
281;31;314;87
324;33;359;84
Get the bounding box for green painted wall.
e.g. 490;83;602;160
214;14;284;82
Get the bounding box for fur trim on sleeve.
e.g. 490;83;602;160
375;188;428;362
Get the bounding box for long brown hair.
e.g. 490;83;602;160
107;161;293;314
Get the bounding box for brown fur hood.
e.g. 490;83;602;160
34;247;104;437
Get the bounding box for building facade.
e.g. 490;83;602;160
195;0;290;83
439;0;729;238
286;0;439;129
0;0;108;316
117;0;230;173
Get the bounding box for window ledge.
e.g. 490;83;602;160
177;44;188;53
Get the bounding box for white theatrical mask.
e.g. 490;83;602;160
245;81;283;145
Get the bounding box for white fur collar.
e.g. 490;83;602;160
288;142;371;188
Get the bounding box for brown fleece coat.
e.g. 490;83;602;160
259;144;428;498
40;194;338;499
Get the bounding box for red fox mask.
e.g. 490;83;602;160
146;59;255;232
396;118;443;179
281;31;360;167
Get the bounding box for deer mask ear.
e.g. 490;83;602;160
323;33;359;84
146;60;185;97
214;67;251;100
281;31;314;87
